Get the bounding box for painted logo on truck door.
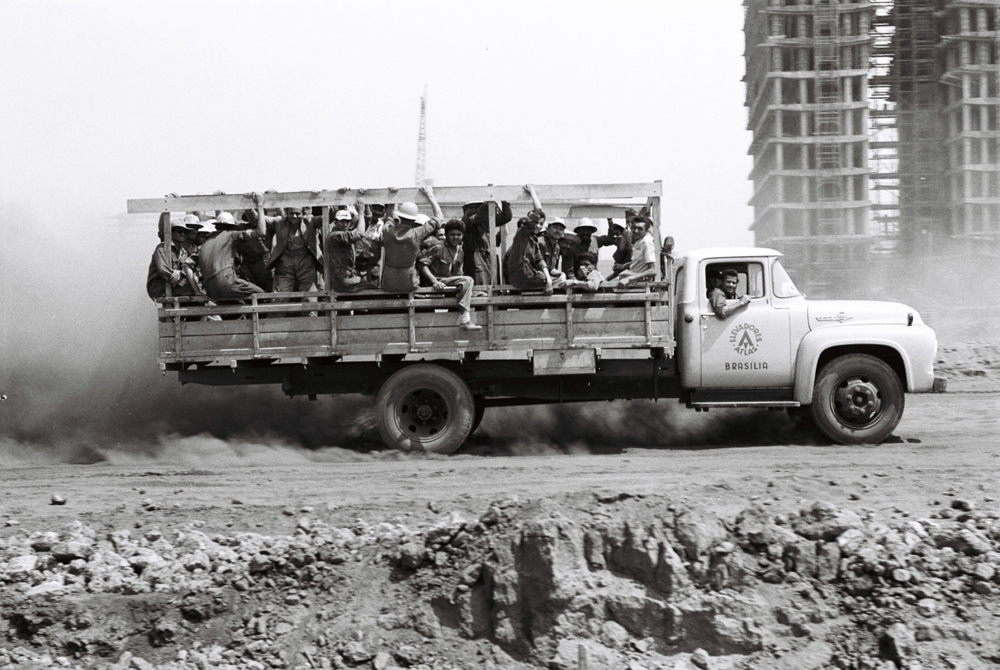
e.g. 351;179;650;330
730;323;762;356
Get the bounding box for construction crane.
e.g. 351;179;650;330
415;85;427;188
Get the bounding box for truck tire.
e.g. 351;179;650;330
810;354;904;445
376;364;475;455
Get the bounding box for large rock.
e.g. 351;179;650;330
880;623;918;667
51;541;93;564
601;520;689;597
784;540;819;578
734;504;784;546
605;592;676;642
933;528;992;556
549;638;623;670
791;501;863;541
398;542;425;570
674;508;729;562
816;542;841;582
6;555;38;577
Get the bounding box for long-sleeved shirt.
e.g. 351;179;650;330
381;218;442;292
146;242;193;299
507;225;547;288
419;241;464;279
537;236;564;273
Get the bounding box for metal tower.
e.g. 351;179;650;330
415;85;427;188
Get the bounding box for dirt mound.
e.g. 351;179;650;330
2;494;999;669
935;342;1000;393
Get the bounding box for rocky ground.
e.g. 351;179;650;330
1;344;998;670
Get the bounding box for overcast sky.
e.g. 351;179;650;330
0;0;754;425
0;0;752;249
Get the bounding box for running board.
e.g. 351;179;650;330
687;388;797;409
690;400;800;409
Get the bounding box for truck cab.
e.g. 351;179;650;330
675;248;938;444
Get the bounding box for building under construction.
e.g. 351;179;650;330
744;0;1000;297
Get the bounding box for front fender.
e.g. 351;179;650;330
793;324;937;404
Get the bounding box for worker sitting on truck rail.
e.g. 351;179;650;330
418;219;482;331
198;211;267;301
381;196;443;293
507;210;564;294
607;220;633;280
327;207;379;293
538;217;569;286
615;216;657;289
564;252;606;292
147;215;197;301
709;268;750;319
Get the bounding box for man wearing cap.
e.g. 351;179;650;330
561;218;615;278
615;216;658;288
244;206;323;294
381;194;443;293
418;219;482;331
709;268;751;319
507;210;564;294
327;206;379;293
147;213;197;301
198;210;268;301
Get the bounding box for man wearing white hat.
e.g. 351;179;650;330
147;214;197;301
326;207;378;293
381;199;442;293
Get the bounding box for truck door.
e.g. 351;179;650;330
699;260;792;387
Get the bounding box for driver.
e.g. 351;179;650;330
709;268;750;319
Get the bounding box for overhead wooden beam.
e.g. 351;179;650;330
127;182;663;214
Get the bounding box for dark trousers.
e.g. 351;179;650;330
274;254;318;293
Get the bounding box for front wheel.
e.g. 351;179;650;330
810;354;904;445
376;364;475;454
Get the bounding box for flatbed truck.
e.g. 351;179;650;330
128;182;938;453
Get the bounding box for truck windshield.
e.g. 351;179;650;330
772;260;801;298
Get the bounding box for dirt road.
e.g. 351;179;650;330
3;392;997;538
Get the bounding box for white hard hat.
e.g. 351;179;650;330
199;220;216;234
397;202;420;220
415;214;430;225
216;212;237;226
334;209;352;221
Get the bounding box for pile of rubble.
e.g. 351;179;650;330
2;494;999;669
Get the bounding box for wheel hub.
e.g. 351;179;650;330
833;377;882;427
398;389;449;439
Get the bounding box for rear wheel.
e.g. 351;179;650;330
376;364;475;454
810;354;904;445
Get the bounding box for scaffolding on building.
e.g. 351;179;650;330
744;0;875;296
939;0;1000;254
